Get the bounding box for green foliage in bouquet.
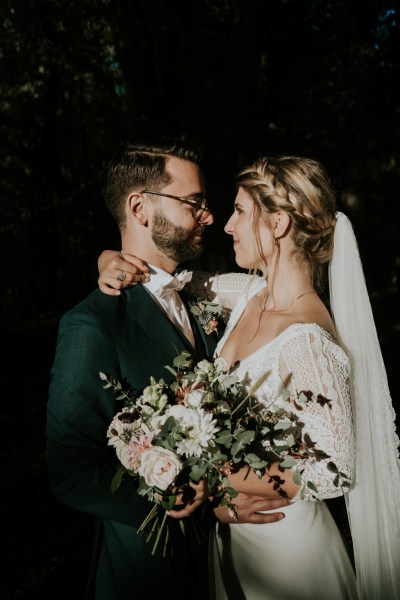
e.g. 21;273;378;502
100;351;350;555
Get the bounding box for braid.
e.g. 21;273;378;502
237;156;337;291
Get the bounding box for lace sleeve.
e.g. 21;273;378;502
187;272;263;319
279;331;356;501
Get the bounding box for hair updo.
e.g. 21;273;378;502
236;156;337;291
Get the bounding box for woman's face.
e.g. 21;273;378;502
224;187;274;271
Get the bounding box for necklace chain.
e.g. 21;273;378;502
262;290;316;313
295;290;316;302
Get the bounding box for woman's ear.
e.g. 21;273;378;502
273;211;291;240
126;193;148;225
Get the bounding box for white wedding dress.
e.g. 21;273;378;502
207;275;358;600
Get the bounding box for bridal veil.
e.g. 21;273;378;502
329;212;400;599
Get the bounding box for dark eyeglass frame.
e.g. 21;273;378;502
142;190;209;217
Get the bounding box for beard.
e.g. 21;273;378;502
151;209;205;263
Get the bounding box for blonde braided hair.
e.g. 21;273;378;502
237;156;337;291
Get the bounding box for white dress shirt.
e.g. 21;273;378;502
143;264;195;347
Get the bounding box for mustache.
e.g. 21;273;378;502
192;225;205;236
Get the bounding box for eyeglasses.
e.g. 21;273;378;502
142;190;209;218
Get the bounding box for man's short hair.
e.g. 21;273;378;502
102;136;203;228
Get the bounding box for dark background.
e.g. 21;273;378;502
1;1;399;598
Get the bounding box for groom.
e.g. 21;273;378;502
47;138;288;600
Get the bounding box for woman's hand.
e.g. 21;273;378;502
166;480;209;519
98;250;150;295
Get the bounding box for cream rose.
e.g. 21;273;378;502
184;389;204;408
138;446;182;491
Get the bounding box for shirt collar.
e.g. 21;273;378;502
143;264;192;297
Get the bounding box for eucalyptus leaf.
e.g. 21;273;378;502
286;434;296;447
297;392;309;404
164;365;177;376
245;455;268;469
111;465;126;493
215;431;233;445
173;352;192;367
231;431;254;456
209;452;229;463
274;421;292;430
280;455;296;469
190;464;207;481
306;481;318;493
293;470;302;486
224;486;238;497
279;388;290;402
237;431;255;444
161;495;177;511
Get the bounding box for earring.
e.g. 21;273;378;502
274;237;281;249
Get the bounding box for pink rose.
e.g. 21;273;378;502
138;446;182;490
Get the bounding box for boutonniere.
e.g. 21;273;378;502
189;298;223;335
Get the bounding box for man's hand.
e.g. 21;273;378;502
98;250;150;295
214;493;289;524
166;480;209;519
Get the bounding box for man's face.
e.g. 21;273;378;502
151;210;205;263
149;157;213;263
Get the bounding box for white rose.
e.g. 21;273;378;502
195;359;214;376
214;356;228;371
138;446;182;491
147;412;168;434
184;389;204;408
166;404;191;423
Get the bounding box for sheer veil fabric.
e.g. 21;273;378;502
329;212;400;599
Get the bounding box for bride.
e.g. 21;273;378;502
207;156;357;599
98;155;400;599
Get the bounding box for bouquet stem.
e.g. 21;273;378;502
151;509;168;556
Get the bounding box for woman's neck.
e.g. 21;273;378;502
262;265;314;313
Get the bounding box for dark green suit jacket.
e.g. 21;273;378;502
47;285;218;600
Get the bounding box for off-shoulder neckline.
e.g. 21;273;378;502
217;322;338;369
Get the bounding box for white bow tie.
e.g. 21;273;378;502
160;270;193;294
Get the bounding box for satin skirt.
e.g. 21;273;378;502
210;500;358;600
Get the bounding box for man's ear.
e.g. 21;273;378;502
273;211;291;240
126;193;148;225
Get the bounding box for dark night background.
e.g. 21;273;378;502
1;1;399;598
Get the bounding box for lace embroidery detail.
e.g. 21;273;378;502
186;271;265;322
215;278;356;502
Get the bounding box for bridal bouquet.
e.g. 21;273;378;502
101;352;349;555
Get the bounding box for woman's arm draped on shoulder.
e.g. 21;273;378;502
96;251;262;310
279;331;356;500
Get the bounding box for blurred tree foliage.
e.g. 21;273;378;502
0;0;399;375
1;4;399;595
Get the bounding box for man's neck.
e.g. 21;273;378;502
121;242;179;275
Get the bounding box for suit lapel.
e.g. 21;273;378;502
124;285;196;364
